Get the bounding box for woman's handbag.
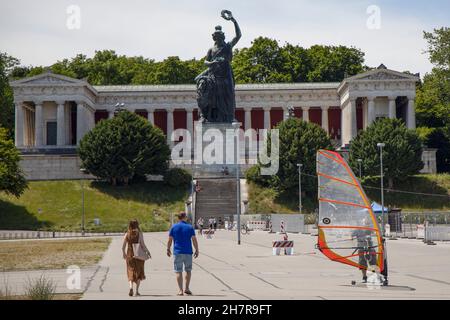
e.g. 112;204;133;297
132;235;150;261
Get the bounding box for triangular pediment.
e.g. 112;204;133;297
11;72;87;86
345;67;419;82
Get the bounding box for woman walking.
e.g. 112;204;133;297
122;219;151;297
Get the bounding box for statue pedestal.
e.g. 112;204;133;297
193;122;242;177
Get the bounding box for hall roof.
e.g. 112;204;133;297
93;82;341;93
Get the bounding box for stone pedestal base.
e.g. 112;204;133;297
193;121;242;177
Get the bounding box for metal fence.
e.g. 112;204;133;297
0;230;123;241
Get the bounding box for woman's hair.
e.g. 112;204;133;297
128;219;140;233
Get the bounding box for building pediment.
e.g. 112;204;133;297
11;71;89;86
344;65;419;82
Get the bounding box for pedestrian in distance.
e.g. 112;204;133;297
197;217;204;235
167;212;199;296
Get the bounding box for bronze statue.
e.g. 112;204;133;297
195;10;241;123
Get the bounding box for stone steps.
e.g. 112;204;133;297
194;178;237;222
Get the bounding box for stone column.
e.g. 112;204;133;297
14;102;24;147
244;107;252;130
368;97;376;125
147;109;154;125
389;96;397;119
76;102;84;145
321;106;329;133
283;106;290;120
34;102;44;147
56;101;65;146
302;106;310;122
167;107;174;144
186;107;193;146
263;106;271;129
349;99;357;141
407;97;416;129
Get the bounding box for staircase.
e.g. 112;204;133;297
194;178;237;226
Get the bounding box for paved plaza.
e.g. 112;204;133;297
78;230;450;300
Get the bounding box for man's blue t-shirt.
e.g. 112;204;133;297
169;221;196;255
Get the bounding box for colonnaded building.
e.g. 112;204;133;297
11;64;437;180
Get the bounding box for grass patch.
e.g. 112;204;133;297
25;274;56;300
247;182;317;214
0;180;188;232
248;174;450;214
0;238;111;272
363;174;450;212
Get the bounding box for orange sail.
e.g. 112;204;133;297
316;150;384;272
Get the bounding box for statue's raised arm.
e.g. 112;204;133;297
221;10;241;47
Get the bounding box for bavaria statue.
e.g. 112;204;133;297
195;10;242;123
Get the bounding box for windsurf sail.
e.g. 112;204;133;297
316;150;384;272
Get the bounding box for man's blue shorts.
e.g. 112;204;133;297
174;254;193;273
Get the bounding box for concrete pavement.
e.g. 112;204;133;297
82;230;450;300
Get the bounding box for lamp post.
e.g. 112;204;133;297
297;164;303;215
377;142;389;286
232;122;241;245
79;168;88;236
357;159;362;181
377;143;386;235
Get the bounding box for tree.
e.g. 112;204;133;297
424;27;450;71
233;37;291;83
249;118;333;196
306;45;365;82
78;110;170;186
0;127;27;197
149;56;203;84
416;69;450;128
349;118;423;188
232;37;366;84
0;53;19;137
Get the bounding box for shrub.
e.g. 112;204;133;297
25;275;56;300
78;110;170;186
164;168;192;188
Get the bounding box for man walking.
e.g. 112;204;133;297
167;212;199;296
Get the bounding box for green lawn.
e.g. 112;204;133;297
248;174;450;214
0;180;188;232
364;174;450;212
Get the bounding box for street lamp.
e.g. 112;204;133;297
377;142;389;286
376;143;386;235
357;159;362;181
297;164;303;215
232;122;241;245
79;168;88;236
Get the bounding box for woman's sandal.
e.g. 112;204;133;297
184;289;192;295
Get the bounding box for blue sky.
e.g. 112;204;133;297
0;0;449;78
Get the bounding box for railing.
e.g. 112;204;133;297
0;230;123;241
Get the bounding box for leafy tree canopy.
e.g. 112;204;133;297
248;118;334;197
0;53;19;137
349;118;423;188
0;127;28;197
78;110;170;186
